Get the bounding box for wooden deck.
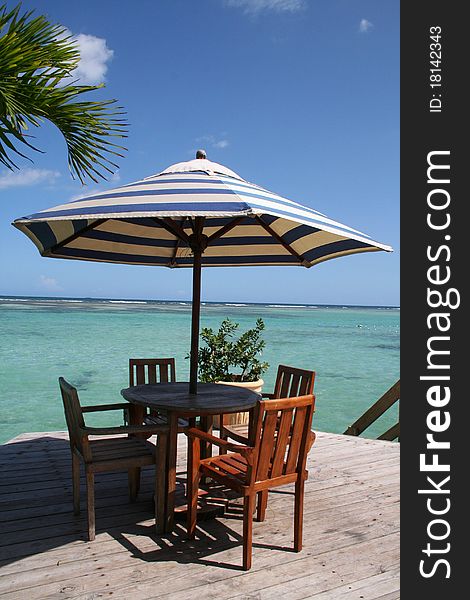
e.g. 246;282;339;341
0;431;399;599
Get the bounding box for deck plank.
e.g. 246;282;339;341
0;430;399;598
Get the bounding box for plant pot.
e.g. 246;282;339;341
213;379;264;429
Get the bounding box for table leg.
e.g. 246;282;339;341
164;412;179;532
128;404;145;427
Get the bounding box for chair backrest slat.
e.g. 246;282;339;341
298;376;311;396
255;411;278;481
289;373;301;396
249;395;315;486
278;372;291;398
285;406;308;474
148;364;157;384
270;408;293;478
129;358;176;386
136;364;145;386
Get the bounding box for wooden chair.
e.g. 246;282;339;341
187;394;316;570
219;364;315;445
129;358;188;431
219;365;315;520
59;377;168;541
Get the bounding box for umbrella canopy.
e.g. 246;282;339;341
13;155;392;392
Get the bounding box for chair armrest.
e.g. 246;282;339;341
82;403;130;413
80;424;168;436
186;427;253;458
307;430;316;452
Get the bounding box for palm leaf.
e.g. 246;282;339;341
0;3;128;183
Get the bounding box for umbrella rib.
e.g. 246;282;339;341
206;216;245;245
42;219;108;256
170;217;187;267
255;215;310;267
154;218;190;243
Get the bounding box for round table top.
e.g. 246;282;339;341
121;382;260;415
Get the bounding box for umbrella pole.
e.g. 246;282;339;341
188;218;208;395
189;248;202;394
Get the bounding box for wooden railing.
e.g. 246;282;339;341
343;380;400;441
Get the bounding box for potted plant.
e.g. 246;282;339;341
195;318;269;426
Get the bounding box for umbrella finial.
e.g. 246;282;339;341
196;149;207;159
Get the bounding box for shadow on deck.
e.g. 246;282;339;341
0;431;399;599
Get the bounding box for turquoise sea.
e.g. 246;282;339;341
0;296;399;444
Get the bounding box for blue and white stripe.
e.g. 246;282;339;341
13;159;392;268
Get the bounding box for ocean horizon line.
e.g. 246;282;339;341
0;293;400;310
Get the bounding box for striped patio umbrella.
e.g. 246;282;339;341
13;153;392;393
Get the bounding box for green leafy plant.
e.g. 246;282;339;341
0;3;127;183
195;318;269;383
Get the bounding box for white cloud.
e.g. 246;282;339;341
225;0;306;15
359;19;373;33
196;135;230;150
0;168;60;189
39;275;63;293
213;140;229;149
74;33;113;84
61;29;114;85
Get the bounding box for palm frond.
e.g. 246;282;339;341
0;3;128;183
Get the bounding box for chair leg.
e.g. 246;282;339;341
128;467;141;502
200;416;213;460
187;436;200;539
155;432;167;534
72;452;81;515
219;415;228;455
256;490;268;522
294;478;305;552
86;470;95;541
243;494;255;570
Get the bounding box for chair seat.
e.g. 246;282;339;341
89;437;155;465
201;452;308;484
145;414;189;430
201;452;249;487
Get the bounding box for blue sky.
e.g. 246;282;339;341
0;0;399;306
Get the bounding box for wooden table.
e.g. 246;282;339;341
121;382;260;532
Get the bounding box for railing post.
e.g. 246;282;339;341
343;380;400;440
